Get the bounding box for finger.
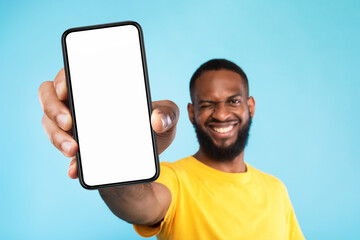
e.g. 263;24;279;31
39;81;72;131
68;157;78;179
53;68;68;101
42;114;78;157
151;100;179;154
151;100;179;134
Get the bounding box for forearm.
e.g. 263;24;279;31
98;183;164;225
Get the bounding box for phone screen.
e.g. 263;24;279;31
62;22;158;189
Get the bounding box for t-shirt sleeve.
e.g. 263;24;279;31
133;162;179;238
281;183;306;240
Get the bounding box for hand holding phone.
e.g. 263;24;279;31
38;21;179;190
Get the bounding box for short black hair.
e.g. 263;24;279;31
189;59;249;102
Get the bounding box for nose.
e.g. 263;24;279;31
211;102;232;122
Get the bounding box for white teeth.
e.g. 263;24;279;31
213;125;234;133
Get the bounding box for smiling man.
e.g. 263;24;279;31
133;59;305;239
39;59;305;240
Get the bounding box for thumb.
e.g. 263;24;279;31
151;100;179;133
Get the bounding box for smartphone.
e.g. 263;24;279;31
61;21;159;189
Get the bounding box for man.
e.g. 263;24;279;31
38;59;305;239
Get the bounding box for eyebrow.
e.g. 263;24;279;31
198;94;243;104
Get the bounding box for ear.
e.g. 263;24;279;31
247;96;255;119
187;103;195;124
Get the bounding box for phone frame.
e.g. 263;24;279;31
61;21;159;190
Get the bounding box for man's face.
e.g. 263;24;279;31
188;69;255;161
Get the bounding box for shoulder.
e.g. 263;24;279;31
155;156;193;186
248;164;287;191
159;156;193;175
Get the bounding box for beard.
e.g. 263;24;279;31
193;113;252;162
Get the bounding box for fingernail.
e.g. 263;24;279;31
159;112;172;130
54;81;63;96
68;164;75;176
56;114;69;127
69;161;75;170
61;141;72;153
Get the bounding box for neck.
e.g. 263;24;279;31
193;148;247;173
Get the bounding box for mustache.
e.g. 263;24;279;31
204;118;241;125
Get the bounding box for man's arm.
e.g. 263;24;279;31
99;182;171;225
38;68;179;225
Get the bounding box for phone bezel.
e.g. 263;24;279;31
61;21;159;190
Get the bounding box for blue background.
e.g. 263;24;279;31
1;0;359;239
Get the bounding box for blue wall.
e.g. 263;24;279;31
1;0;359;239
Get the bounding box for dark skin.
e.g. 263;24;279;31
39;69;176;225
38;68;255;226
188;70;255;173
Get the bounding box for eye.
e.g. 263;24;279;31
199;104;212;109
229;98;241;105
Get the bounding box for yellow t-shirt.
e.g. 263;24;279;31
134;156;305;240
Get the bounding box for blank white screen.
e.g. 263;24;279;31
65;24;156;187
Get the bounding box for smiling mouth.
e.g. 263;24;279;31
212;125;234;133
207;121;239;136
